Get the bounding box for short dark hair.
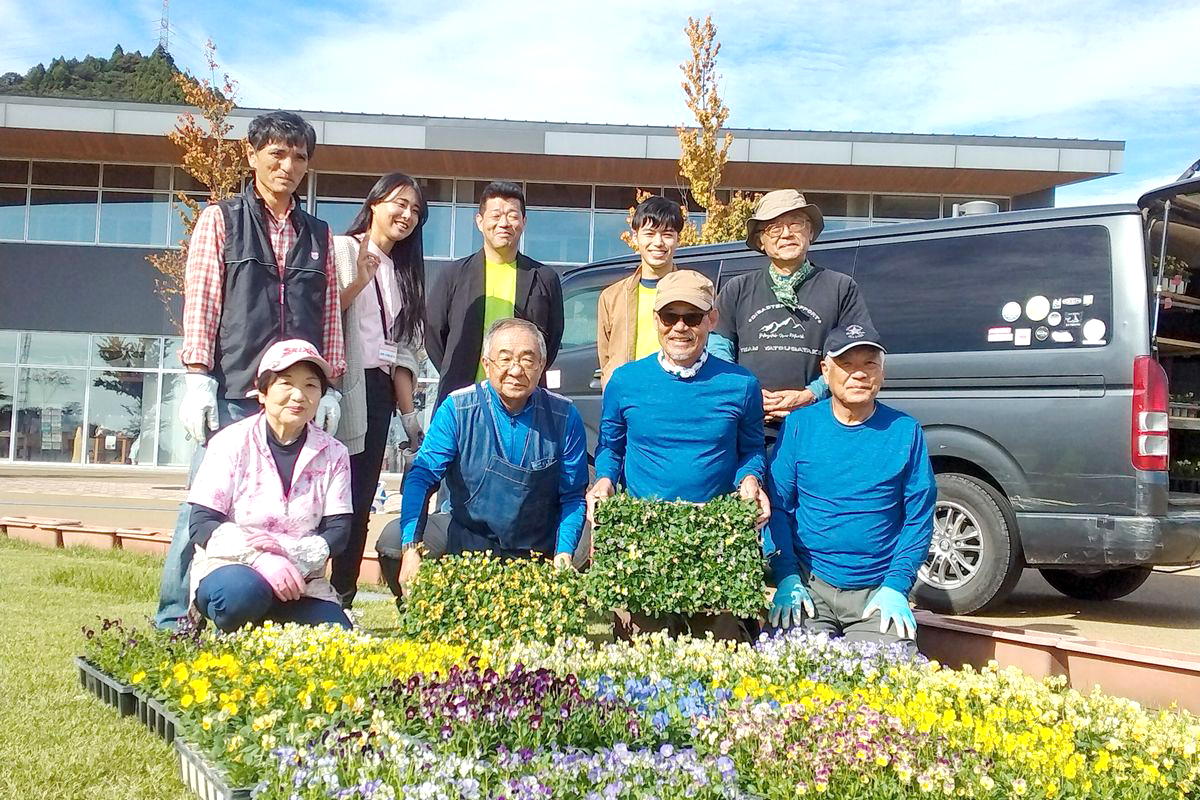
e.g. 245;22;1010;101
631;195;684;233
255;361;329;396
248;111;317;158
478;181;526;216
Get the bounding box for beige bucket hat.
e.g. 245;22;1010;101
745;189;825;253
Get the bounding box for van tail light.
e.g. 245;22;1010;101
1132;355;1169;472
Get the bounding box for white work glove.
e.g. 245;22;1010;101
277;535;331;578
313;387;343;436
179;373;219;442
400;410;424;450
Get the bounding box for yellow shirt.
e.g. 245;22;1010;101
634;280;660;360
477;258;518;380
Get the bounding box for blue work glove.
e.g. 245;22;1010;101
768;574;816;629
862;586;917;640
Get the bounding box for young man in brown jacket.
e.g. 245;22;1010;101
596;196;684;387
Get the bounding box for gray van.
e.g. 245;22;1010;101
549;185;1200;613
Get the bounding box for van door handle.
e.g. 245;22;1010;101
590;368;602;390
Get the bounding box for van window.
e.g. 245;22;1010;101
561;284;604;350
853;225;1113;354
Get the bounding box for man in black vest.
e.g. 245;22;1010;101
154;111;346;629
425;181;564;408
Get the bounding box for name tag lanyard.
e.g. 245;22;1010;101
372;268;399;365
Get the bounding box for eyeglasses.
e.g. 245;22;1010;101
761;220;811;239
487;353;541;371
483;211;524;224
656;310;707;327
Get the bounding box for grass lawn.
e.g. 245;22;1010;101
0;537;399;800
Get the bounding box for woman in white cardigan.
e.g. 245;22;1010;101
330;172;427;608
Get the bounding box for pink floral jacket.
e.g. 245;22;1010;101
187;413;353;605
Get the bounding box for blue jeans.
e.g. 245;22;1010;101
154;396;259;629
194;564;351;633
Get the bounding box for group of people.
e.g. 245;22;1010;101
154;109;937;652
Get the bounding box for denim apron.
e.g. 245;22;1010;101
444;384;562;557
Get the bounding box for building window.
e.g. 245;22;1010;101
13;367;87;463
314;200;359;236
0;186;26;240
0;160;29;184
524;208;591;264
452;205;483;258
424;205;452;259
872;194;941;221
168;195;209;244
0;365;14;460
20;331;90;367
99;191;171;245
28;188;98;242
87;370;159;465
103;164;172;190
592;210;632;262
32;161;100;187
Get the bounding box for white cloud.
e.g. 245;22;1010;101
1056;172;1181;208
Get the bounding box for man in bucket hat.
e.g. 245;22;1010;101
709;190;873;443
765;323;935;654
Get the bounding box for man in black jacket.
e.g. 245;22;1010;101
425;181;564;408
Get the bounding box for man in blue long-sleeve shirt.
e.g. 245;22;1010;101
589;269;769;640
767;322;935;653
375;318;588;599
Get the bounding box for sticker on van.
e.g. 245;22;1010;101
987;326;1013;342
1051;330;1074;343
1001;301;1021;322
1025;296;1050;321
1014;328;1032;346
1082;319;1106;345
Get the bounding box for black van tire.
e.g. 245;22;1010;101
1038;566;1152;601
913;473;1023;615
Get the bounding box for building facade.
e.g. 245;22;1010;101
0;96;1124;470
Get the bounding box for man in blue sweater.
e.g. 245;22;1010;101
375;318;588;599
589;269;769;639
767;323;936;652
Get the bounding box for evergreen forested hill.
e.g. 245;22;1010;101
0;45;185;103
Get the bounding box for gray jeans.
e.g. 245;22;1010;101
801;572;919;657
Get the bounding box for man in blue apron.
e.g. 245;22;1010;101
375;317;588;599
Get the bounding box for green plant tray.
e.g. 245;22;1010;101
175;738;253;800
136;691;180;744
74;656;136;717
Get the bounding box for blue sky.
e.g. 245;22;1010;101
3;0;1197;206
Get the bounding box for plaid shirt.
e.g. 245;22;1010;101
178;197;345;378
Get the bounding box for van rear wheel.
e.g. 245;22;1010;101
1038;566;1152;601
913;473;1023;614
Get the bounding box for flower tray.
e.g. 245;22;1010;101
59;524;121;550
359;551;384;585
175;738;253;800
1;516;80;548
116;528;172;556
74;657;136;717
137;691;180;743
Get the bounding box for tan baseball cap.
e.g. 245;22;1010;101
653;269;715;312
745;189;825;253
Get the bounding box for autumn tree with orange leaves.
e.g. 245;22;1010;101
625;15;757;251
146;41;245;328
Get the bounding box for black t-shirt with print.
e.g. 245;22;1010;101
714;265;873;392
